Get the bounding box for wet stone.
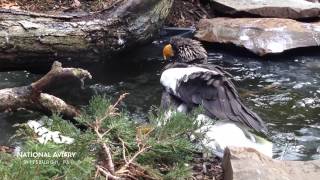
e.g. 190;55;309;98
196;18;320;55
223;147;320;180
211;0;320;19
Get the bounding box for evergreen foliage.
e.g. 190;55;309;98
0;95;209;179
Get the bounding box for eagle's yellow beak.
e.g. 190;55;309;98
163;44;174;60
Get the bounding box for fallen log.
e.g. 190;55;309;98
0;0;173;69
0;61;91;119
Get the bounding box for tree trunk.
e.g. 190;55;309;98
0;61;91;119
0;0;173;69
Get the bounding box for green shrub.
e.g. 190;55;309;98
0;95;208;179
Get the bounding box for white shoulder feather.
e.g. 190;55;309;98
160;66;213;95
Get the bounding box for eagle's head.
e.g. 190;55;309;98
162;37;208;64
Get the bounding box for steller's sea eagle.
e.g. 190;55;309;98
160;37;268;135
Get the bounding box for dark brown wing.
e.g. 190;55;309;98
175;64;268;135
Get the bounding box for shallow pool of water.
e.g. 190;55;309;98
0;39;319;161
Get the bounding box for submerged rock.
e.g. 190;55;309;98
211;0;320;19
196;18;320;55
222;147;320;180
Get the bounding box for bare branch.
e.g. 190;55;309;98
31;61;92;93
116;144;151;175
0;61;91;119
119;137;128;163
94;93;129;124
92;93;153;179
96;165;120;180
94;127;115;174
93;93;129;177
110;93;129;111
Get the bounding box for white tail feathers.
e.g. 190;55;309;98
197;120;273;158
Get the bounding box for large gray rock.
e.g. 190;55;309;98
211;0;320;19
195;18;320;55
222;147;320;180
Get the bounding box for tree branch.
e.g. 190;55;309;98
0;61;91;119
96;165;120;180
31;61;91;93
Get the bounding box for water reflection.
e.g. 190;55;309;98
207;46;320;160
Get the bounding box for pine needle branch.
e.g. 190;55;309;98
93;93;129;179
